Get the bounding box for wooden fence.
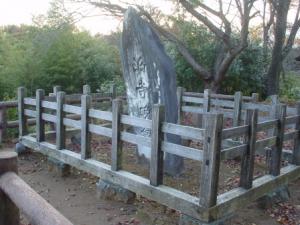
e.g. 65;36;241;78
17;86;300;224
0;85;118;144
0;151;73;225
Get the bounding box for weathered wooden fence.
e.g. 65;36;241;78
0;85;119;144
0;151;73;225
17;86;300;224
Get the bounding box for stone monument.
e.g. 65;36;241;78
121;7;183;175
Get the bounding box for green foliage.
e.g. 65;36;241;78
0;24;121;98
221;42;265;96
166;19;266;95
280;72;300;101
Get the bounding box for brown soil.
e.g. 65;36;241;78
10;147;299;225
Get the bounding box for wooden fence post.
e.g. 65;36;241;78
199;113;223;208
292;102;300;165
53;86;62;96
56;91;66;150
267;95;280;137
83;85;91;95
0;106;7;144
0;151;20;225
203;89;211;113
251;93;259;103
110;84;116;100
111;99;122;171
18;87;27;137
150;104;165;186
36;89;45;142
240;109;258;189
270;104;286;176
81;94;92;159
176;87;184;125
198;89;211;128
233;91;242;127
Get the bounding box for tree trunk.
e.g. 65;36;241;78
266;0;291;96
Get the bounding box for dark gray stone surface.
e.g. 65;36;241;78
121;7;183;175
15;142;27;154
96;179;136;204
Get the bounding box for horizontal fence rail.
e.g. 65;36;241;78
0;84;122;144
17;86;300;223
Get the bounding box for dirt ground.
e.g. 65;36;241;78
10;148;299;225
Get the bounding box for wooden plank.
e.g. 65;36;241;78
199;113;223;208
270;104;286;176
284;130;298;141
210;99;235;108
120;132;151;147
287;106;297;115
88;124;112;137
41;101;57;110
41;113;56;123
150;104;164;186
233;92;242;127
240;109;258;189
81;94;92;159
63;118;81;129
199;89;211;128
285;115;299;125
293;102;300;165
120;115;152;129
222;125;248;140
56;91;66;150
18;87;27;137
24;109;37;118
19;135;203;221
267;95;280;137
183;91;253;102
24;98;36;106
111;99;122;171
53;86;62;95
63;104;81;115
36;89;45;142
88;109;112;121
162;141;203;161
255;136;276;149
221;144;247;160
182;96;203;104
242;102;272;112
177;87;184;124
0;172;74;225
209;164;300;221
181;106;203;113
110;84;116;100
162;123;205;140
251;93;259;102
0;151;20;225
256;119;278;132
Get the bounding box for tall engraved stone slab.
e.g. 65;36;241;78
121;7;183;175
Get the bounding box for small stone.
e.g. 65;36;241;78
15;142;27;154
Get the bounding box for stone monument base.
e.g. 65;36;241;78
47;157;71;177
257;185;290;209
96;179;136;204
